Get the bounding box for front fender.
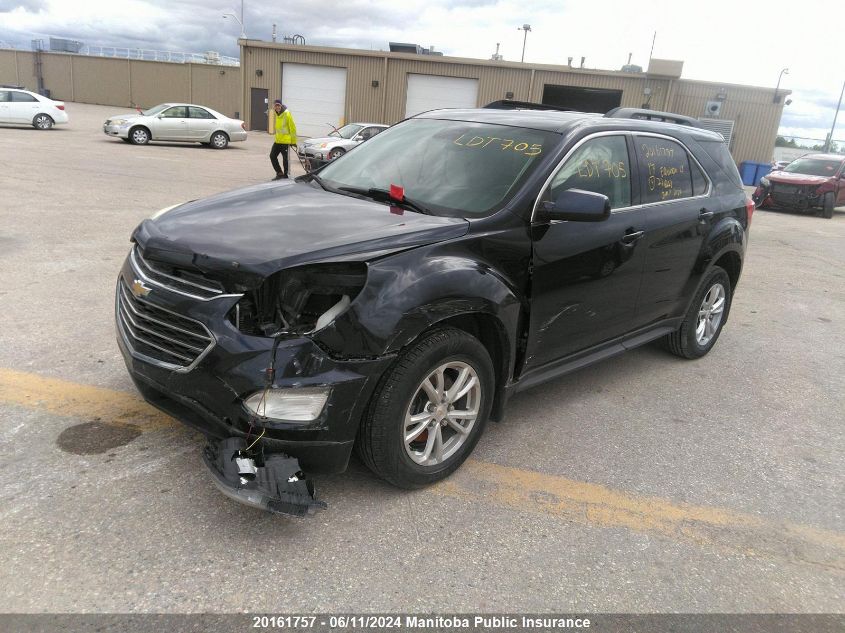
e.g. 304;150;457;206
313;248;523;362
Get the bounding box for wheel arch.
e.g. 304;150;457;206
129;124;152;140
421;312;511;422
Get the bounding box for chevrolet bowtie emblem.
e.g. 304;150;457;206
131;279;152;298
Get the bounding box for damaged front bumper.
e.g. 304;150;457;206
115;251;394;512
203;437;326;517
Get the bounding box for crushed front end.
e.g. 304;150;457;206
115;244;393;516
754;179;825;211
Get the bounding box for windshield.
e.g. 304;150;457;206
330;124;364;139
317;118;559;217
142;104;170;116
783;158;841;177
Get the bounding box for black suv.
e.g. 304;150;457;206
116;104;752;515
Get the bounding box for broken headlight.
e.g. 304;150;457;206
230;263;366;337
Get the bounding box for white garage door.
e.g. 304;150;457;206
281;63;347;139
405;74;479;118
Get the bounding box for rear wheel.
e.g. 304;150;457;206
129;126;150;145
210;131;229;149
665;266;732;359
33;113;53;130
822;192;835;219
356;327;494;489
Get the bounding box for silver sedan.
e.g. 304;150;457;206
103;103;247;149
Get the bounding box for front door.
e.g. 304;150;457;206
155;105;189;140
250;88;268;132
525;133;649;369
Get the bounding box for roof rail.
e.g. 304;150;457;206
605;107;702;127
484;99;574;112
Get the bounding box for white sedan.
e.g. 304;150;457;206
103;103;247;149
0;87;68;129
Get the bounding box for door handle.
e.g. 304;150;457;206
620;230;644;244
699;209;714;220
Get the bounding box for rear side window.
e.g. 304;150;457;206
548;135;632;209
188;106;215;119
12;91;38;102
0;91;9;102
698;139;742;189
691;161;708;196
635;136;693;203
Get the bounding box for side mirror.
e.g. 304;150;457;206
540;188;611;222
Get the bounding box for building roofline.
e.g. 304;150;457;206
238;39;683;79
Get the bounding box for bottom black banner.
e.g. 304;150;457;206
0;613;842;633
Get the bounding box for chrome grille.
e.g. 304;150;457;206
116;279;214;370
132;246;224;300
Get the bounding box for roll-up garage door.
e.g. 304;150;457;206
281;63;347;139
404;74;479;118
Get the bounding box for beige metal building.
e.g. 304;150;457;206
239;39;789;164
0;49;241;119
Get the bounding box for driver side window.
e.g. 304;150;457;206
548;135;631;209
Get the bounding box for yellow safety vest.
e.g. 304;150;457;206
273;109;297;144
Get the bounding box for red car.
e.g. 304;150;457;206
753;153;845;219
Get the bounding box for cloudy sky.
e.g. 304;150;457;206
1;0;842;142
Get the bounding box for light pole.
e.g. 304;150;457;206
824;78;845;153
773;67;788;103
223;0;246;39
517;24;531;63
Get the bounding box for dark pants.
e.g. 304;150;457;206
270;143;291;176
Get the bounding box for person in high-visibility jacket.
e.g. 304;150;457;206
269;100;297;180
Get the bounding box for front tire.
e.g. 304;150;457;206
328;147;345;160
129;126;150;145
210;131;229;149
665;266;732;359
33;114;53;130
356;327;494;489
822;192;835;219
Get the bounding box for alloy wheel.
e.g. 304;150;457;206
696;283;725;346
404;361;481;467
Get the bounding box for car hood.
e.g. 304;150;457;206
133;181;469;288
767;171;831;185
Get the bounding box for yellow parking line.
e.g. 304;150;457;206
0;368;173;432
1;366;843;568
438;461;845;568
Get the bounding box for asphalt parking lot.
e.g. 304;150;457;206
0;102;843;613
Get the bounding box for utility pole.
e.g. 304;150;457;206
223;0;246;39
518;24;531;63
824;78;845;153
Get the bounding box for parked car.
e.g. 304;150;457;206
753;153;845;218
116;105;751;515
103;103;247;148
297;122;388;169
0;87;68;129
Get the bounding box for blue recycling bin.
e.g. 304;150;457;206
753;162;771;185
739;161;757;186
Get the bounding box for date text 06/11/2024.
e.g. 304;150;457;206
251;615;592;629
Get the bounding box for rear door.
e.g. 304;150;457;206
10;90;40;123
525;133;650;368
0;91;10;122
188;106;217;140
632;134;712;325
155;106;189;140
